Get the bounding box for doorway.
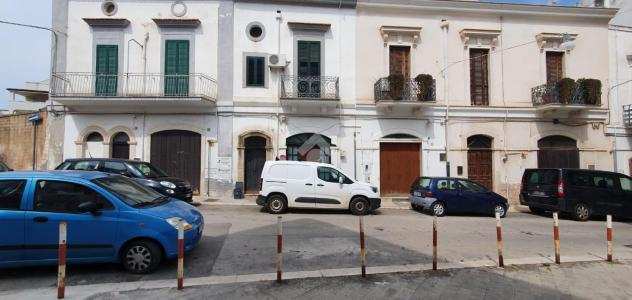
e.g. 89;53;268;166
244;136;267;194
467;135;493;190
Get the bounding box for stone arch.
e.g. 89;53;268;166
75;126;109;158
236;130;274;186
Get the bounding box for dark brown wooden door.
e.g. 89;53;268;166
111;132;130;159
546;52;564;84
468;150;493;190
470;48;489;106
537;136;579;169
389;46;410;77
380;143;420;197
244;136;267;194
150;130;201;193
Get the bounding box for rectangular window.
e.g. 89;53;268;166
95;44;118;96
34;180;113;213
469;48;489;106
246;56;266;87
546;52;564;84
0;180;26;210
297;40;322;98
164;40;190;96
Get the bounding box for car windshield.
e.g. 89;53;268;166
127;162;169;178
92;175;167;207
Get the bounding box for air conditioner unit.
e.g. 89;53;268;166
268;54;288;69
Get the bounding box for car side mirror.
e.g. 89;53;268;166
338;176;344;184
78;201;99;215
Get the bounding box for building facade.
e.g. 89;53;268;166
49;0;620;205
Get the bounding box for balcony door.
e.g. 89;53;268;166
95;45;118;96
546;52;564;84
470;48;489;106
297;40;321;98
389;46;410;77
164;40;190;97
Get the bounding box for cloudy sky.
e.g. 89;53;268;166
0;0;582;110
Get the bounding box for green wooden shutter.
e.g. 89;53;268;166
297;41;321;98
95;45;118;96
246;56;265;87
164;40;189;96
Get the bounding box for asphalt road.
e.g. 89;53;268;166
1;205;631;293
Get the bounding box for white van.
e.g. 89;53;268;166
256;161;381;215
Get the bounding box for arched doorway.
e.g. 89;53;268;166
244;136;267;194
380;133;421;197
84;132;104;158
286;133;332;163
538;135;579;169
111;132;130;159
467;135;493;190
150;130;201;193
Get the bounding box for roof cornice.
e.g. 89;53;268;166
358;0;617;19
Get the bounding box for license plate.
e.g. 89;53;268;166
414;191;422;197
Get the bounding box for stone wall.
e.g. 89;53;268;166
0;111;48;170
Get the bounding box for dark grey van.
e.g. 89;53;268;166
520;168;632;221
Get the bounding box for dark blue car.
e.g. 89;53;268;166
409;177;509;218
0;171;204;274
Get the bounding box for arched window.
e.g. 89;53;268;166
286;133;332;163
467;135;492;149
383;133;418;139
84;132;104;158
86;132;104;142
538;135;579;169
111;132;130;159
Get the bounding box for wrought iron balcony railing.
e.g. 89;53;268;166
531;82;601;107
374;77;436;102
624;105;632;127
50;72;218;100
279;75;339;100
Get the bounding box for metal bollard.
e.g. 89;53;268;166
553;212;561;264
432;215;438;271
359;215;367;277
606;215;613;262
57;222;67;299
495;212;504;268
177;220;184;290
276;216;283;283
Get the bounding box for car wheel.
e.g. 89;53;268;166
122;240;162;274
529;206;544;215
573;203;591;222
267;195;287;214
493;204;507;218
431;202;446;217
350;197;370;215
410;202;419;211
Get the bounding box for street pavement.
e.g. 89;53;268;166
1;204;632;298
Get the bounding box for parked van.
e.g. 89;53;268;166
257;161;381;215
520;168;632;221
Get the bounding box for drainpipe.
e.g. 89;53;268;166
441;19;450;177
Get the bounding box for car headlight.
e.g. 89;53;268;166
371;186;378;193
166;217;193;231
160;181;177;189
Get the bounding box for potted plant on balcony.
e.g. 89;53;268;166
576;78;602;105
556;78;576;105
414;74;434;102
387;74;405;100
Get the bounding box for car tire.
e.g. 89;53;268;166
573;203;591;222
493;204;508;218
350;197;370;215
122;240;162;274
410;202;419;211
529;206;544;215
266;195;287;214
431;202;446;217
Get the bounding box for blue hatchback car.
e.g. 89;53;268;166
409;177;509;218
0;171;204;274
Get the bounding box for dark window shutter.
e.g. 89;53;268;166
246;56;265;87
95;45;118;96
469;48;489;106
297;41;320;77
164;40;190;96
546;52;564;84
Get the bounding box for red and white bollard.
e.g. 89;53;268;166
553;212;561;264
606;215;613;262
57;221;67;299
276;216;283;283
359;215;367;277
177;220;184;290
495;212;504;268
432;215;438;271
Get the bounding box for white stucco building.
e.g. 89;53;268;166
50;0;621;204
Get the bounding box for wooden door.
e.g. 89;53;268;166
150;130;201;193
164;40;190;96
244;136;267;194
95;45;118;96
380;143;420;197
389;46;410;77
297;40;321;98
470;48;489;106
546;52;564;84
537;136;579;169
468;150;493;190
111;132;130;159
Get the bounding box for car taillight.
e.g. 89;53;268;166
424;191;433;197
557;180;565;198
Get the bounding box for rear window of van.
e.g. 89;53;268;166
525;170;559;186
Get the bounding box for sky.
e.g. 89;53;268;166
0;0;582;111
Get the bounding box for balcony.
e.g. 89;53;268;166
50;73;217;113
374;76;436;113
531;80;601;115
624;105;632;128
279;75;340;113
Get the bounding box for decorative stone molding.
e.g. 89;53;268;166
287;22;331;32
535;32;578;52
83;18;130;28
460;29;501;49
379;25;422;47
153;18;201;29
